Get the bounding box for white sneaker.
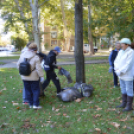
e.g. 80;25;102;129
29;105;33;108
33;105;42;109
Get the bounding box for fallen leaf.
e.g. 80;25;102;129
77;117;81;121
82;109;87;112
55;109;59;112
63;113;67;116
2;87;7;91
96;107;102;111
75;98;82;103
19;90;22;93
52;107;55;111
95;128;101;132
94;114;102;118
56;113;61;115
110;122;120;128
107;108;116;111
13;103;19;106
119;117;127;122
16;107;20;110
123;125;127;129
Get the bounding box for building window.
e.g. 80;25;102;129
51;40;57;45
51;31;57;39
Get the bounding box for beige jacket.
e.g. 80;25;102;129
17;50;44;81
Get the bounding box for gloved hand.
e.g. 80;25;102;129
40;77;44;83
58;66;62;70
115;70;121;76
108;66;113;73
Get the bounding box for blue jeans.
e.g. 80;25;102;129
23;87;28;102
120;79;133;97
113;69;118;86
23;81;40;106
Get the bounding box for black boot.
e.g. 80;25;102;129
116;94;127;108
123;96;133;112
39;82;45;97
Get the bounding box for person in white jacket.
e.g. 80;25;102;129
114;38;134;111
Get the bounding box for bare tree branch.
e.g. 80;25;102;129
38;0;49;7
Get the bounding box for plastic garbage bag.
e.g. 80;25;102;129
57;83;94;102
58;68;73;84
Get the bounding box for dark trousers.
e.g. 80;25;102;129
23;81;40;106
42;70;61;93
113;69;118;86
133;80;134;91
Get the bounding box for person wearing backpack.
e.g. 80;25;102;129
17;43;44;109
41;46;62;95
21;41;33;105
109;42;121;88
114;38;134;112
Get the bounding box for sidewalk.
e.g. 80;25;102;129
0;59;108;68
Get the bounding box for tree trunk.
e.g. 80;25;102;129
88;4;94;55
60;0;70;52
29;0;41;51
75;0;85;83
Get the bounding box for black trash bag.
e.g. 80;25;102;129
74;83;94;97
58;68;73;84
57;87;82;102
57;83;94;102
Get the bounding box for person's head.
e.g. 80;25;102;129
115;41;121;50
53;46;61;55
120;38;131;50
28;42;38;52
26;41;33;47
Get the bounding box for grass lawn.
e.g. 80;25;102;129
0;56;20;60
0;64;134;134
57;56;108;62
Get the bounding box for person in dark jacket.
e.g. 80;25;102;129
109;42;121;88
42;46;62;95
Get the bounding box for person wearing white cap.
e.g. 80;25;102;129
114;38;134;111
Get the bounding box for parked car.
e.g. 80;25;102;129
84;44;98;53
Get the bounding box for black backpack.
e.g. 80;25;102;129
19;58;32;76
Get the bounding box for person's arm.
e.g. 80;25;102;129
37;52;45;57
114;51;121;71
119;51;134;74
109;51;113;66
17;57;21;69
49;56;61;69
35;57;44;77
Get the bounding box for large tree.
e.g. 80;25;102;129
75;0;85;83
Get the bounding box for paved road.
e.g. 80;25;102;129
0;59;108;68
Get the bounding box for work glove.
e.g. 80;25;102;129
40;77;44;83
108;66;113;73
